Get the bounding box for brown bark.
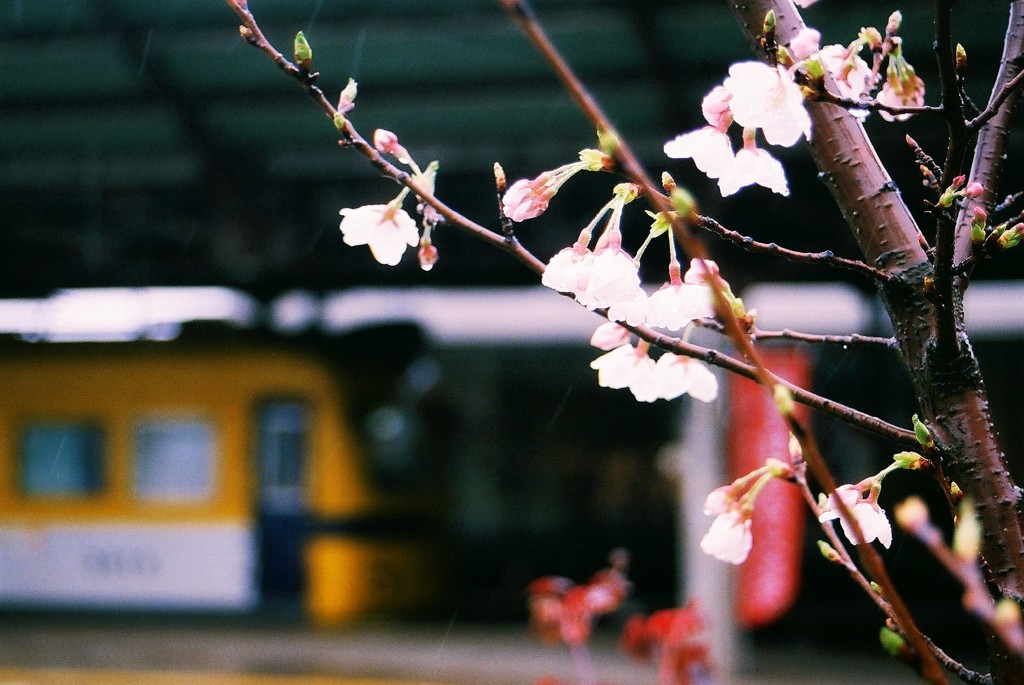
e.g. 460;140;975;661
727;2;1024;683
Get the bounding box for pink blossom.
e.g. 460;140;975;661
502;177;552;222
963;181;985;199
625;351;664;403
590;322;631;351
589;344;677;403
700;85;733;131
718;138;789;197
646;282;715;331
339;203;419;266
703;485;734;516
541;245;593;295
795;0;820;6
683;258;721;286
663;127;735;180
607;291;649;327
789;28;821;61
372;128;412;163
819;44;873;107
724;61;811;147
819;484;893;548
589;344;650;392
654;355;718;402
700;508;753;565
579;245;642;311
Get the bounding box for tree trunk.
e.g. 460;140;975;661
725;1;1024;682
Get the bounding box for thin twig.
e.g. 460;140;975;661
698;215;888;281
693;319;896;348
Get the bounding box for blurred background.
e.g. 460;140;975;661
2;0;1023;682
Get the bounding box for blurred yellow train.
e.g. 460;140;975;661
0;322;441;625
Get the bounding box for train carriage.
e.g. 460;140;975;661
0;329;440;625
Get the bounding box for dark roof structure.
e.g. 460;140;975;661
2;1;1019;296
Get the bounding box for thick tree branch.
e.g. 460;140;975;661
954;2;1024;267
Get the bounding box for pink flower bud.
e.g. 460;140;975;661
418;241;439;271
590;322;631;351
373;129;400;154
963;181;984;199
700;86;733;132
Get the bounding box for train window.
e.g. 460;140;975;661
20;422;104;497
256;401;307;512
133;417;214;501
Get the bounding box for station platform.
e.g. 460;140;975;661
0;614;924;685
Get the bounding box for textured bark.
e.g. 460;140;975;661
726;2;1024;682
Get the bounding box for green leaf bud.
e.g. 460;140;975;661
293;31;312;71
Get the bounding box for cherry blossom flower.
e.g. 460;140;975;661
663;127;735;180
589;343;667;403
723;61;811;147
542;243;594;295
700;508;753;565
590;344;645;390
819;44;873;106
819;483;893;548
607;291;649;327
339;202;419;266
789;28;821;62
646;282;715;331
578;243;642;310
718;129;789;197
590;322;631;351
700;85;733;132
654;354;718;402
683;258;721;286
502;149;608;222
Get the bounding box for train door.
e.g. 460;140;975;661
256;400;309;603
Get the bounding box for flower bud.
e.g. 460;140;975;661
952;499;981;561
955;43;967;72
670;186;699;225
581;147;610;170
337;78;358;115
971;206;988;244
994;599;1024;653
879;626;909;659
661;172;676;193
493;162;507;190
817;540;842;563
886;11;903;35
293;31;313;72
912;414;934;448
762;10;776;37
950;481;963;504
418;239;439;271
893;450;928;470
963;181;984;199
894;496;929;533
860;26;883;50
773;384;794;417
239;25;254;41
597;128;619;156
997;223;1024;250
332;113;347;132
765;457;793;479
